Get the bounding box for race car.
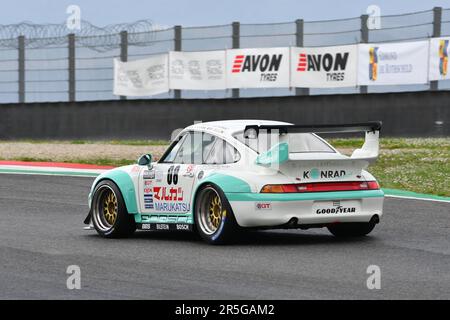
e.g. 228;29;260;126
84;120;384;244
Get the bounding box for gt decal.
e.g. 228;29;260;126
255;203;272;210
143;170;155;179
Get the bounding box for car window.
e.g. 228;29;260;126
172;131;217;164
159;134;186;163
205;138;240;164
233;131;334;154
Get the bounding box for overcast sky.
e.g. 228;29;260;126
0;0;448;27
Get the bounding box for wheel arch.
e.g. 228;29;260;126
90;170;138;214
190;173;251;223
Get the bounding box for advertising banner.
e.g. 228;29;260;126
290;45;358;88
358;41;429;85
429;37;450;81
226;47;290;88
113;55;169;96
169;50;226;90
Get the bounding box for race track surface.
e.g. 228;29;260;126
0;174;449;299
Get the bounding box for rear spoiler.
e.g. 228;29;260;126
244;121;382;136
247;121;382;163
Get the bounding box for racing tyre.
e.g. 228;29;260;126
327;222;376;238
91;180;136;238
194;184;240;244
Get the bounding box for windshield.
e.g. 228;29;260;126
233;132;335;154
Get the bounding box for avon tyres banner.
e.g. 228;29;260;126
169;50;226;90
226;47;290;88
290;45;358;88
113;55;169;96
429;37;450;81
358;41;429;85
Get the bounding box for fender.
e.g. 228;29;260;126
84;168;138;224
190;173;252;211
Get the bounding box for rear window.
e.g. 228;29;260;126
233;132;335;154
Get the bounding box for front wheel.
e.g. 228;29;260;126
327;222;376;238
194;184;240;244
91;180;136;238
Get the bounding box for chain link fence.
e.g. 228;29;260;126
0;7;449;103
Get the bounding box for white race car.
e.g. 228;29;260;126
84;120;384;244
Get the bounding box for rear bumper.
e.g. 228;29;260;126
226;190;384;228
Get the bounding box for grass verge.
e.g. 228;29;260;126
0;138;448;197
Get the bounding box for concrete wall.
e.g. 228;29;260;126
0;90;448;140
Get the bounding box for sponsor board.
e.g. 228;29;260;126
290;45;358;88
226;47;290;88
169;50;226;90
429;37;450;81
358;41;429;85
137;223;193;231
113;55;169;96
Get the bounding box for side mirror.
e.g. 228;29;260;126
137;154;152;167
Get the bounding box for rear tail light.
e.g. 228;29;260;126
260;181;380;193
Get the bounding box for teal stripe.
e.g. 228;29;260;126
382;188;450;202
225;189;384;202
0;168;99;177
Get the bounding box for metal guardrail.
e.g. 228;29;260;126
0;7;449;103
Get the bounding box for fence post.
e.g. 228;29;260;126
18;35;25;103
430;7;442;91
68;33;76;102
295;19;309;96
232;21;240;99
360;14;369;94
120;30;128;100
174;25;182;99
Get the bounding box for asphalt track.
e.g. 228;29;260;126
0;173;449;300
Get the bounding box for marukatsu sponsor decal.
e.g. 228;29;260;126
303;168;346;179
154;202;190;212
316;206;356;214
297;51;350;82
232;54;283;82
154;186;184;201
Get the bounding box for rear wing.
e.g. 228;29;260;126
245;121;382;162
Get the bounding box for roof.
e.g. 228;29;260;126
184;119;292;136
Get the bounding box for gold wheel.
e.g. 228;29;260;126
197;186;227;236
102;189;118;226
208;194;222;229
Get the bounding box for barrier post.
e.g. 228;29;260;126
360;14;369;94
120;30;128;100
430;7;442;91
68;33;76;102
232;21;240;99
18;35;25;103
295;19;309;96
174;25;182;99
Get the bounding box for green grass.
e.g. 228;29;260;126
330;138;450;197
0;139;170;146
1;138;448;197
1;157;135;167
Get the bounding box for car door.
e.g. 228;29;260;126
137;131;216;215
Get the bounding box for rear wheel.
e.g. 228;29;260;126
91;180;136;238
194;184;240;244
327;222;376;237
